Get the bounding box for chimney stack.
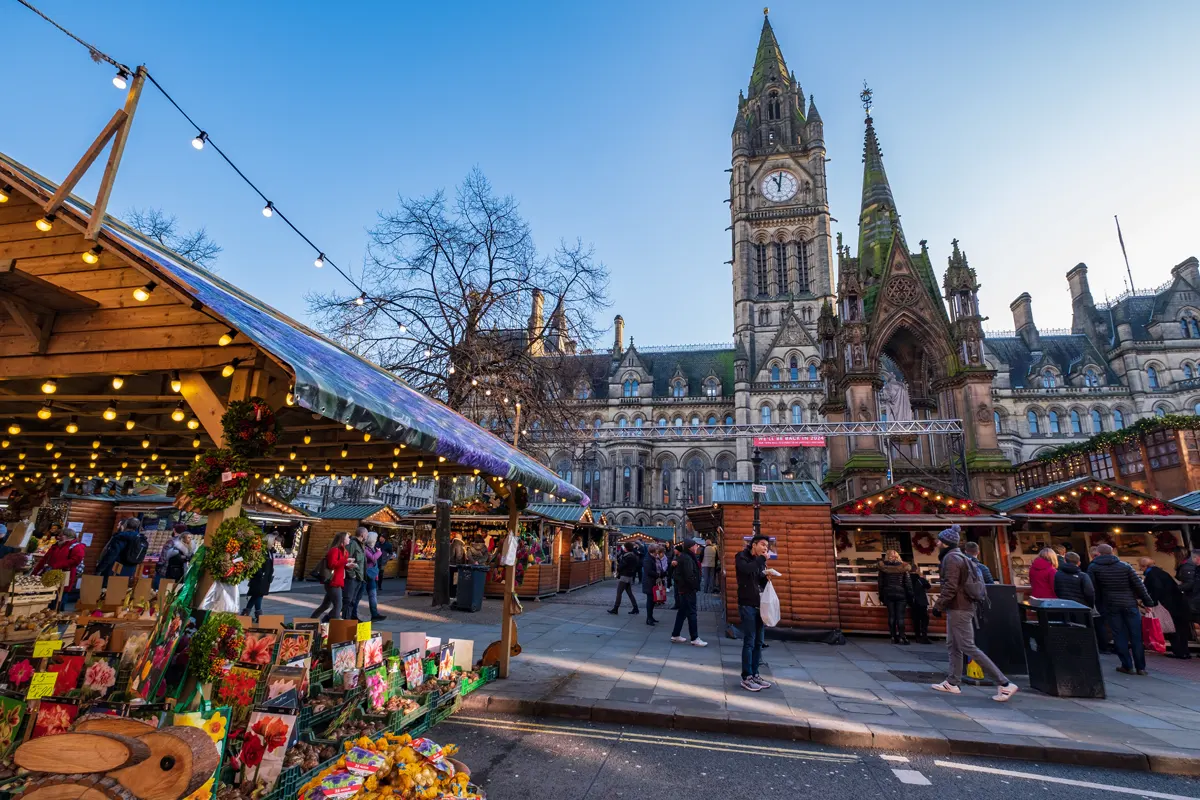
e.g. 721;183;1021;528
613;315;625;357
1172;256;1200;286
1010;292;1041;352
1066;263;1096;336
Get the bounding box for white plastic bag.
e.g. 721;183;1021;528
760;580;781;627
198;580;239;612
500;534;518;567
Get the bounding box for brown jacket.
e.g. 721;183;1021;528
935;549;975;612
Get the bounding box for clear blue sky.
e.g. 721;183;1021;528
5;1;1198;345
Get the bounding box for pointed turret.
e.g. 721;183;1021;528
857;94;906;279
806;95;821;124
748;12;790;95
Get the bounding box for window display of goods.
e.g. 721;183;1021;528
300;733;484;800
0;609;73;640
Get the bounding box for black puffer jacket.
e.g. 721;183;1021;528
876;560;912;604
618;550;641;578
1053;563;1095;608
1179;561;1200;616
1087;554;1155;611
735;547;768;608
673;549;701;595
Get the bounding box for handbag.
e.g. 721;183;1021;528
1141;614;1167;654
652;580;667;604
1145;604;1175;634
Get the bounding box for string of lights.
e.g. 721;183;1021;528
11;0;408;331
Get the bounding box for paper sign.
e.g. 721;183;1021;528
356;621;371;642
751;484;767;494
26;672;57;700
67;522;84;533
81;533;94;546
32;640;63;658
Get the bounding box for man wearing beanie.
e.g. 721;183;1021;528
930;524;1020;701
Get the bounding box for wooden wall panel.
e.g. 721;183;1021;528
66;498;116;575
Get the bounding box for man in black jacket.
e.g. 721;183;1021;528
1180;550;1200;618
669;538;706;647
608;543;641;615
1141;557;1191;659
1087;544;1157;674
1054;552;1095;607
736;535;775;691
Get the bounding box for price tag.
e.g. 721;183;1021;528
356;621;372;642
32;639;63;658
26;672;57;700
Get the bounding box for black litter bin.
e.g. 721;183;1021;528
454;565;488;612
975;584;1027;676
1020;598;1105;698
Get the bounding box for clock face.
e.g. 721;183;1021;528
761;170;798;202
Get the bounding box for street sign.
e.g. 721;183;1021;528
751;484;768;494
753;435;826;447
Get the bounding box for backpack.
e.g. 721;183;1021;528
958;554;987;603
123;533;150;565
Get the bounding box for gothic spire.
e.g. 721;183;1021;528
857;84;904;278
806;95;822;124
748;11;790;95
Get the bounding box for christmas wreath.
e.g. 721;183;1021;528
221;397;282;459
189;612;244;685
1155;532;1178;554
180;449;250;513
912;532;938;556
1078;493;1110;515
203;516;267;584
896;495;924;514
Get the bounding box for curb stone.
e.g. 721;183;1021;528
469;692;1200;776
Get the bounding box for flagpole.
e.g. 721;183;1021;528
1115;215;1135;293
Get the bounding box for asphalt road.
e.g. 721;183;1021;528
427;713;1200;800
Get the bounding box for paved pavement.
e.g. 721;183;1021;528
428;713;1200;800
261;578;1200;775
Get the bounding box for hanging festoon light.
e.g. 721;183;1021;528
65;416;79;434
363;433;371;442
355;292;366;306
398;322;407;333
125;414;137;431
193;438;201;448
289;449;297;461
0;184;10;203
424;348;432;358
448;366;455;374
39;377;57;395
191;131;207;150
262;201;274;218
285;385;295;406
218;329;238;347
303;430;312;444
112;68;130;89
37;401;53;420
314;253;325;268
82;245;103;264
35;214;55;232
170;371;182;393
171;402;186;423
111;375;125;390
221;359;241;378
132;282;156;302
187;415;200;430
102;403;117;422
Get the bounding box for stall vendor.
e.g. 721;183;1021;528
572;537;586;561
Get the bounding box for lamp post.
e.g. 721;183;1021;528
751;447;763;537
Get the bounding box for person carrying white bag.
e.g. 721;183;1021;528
735;534;783;693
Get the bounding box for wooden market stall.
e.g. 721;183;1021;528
993;477;1198;589
524;503;609;592
301;502;408;582
830;481;1011;635
240;492;316;592
707;480;841;635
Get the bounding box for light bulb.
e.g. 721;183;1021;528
91;439;101;449
398;323;407;333
111;375;125;390
314;253;325;268
0;185;9;203
37;402;52;420
41;378;57;394
192;131;207;150
112;69;129;89
125;415;137;431
345;423;354;431
221;359;240;378
448;366;456;374
141;438;150;449
471;378;478;386
35;215;54;232
262;202;274;217
18;451;25;460
438;456;446;462
363;433;371;442
150;452;158;461
102;404;117;421
132;282;155;302
44;441;53;451
170;371;182;393
289;449;297;460
355;293;366;306
218;329;236;347
324;463;331;471
65;416;79;434
278;464;285;472
393;447;401;456
303;430;312;445
187;416;200;430
193;439;201;448
0;440;7;448
424;349;432;358
340;448;348;458
367;462;374;470
301;462;308;472
171;403;186;423
82;246;102;265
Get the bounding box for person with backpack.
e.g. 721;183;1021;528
607;542;641;615
930;525;1019;700
312;532;350;621
97;518;147;578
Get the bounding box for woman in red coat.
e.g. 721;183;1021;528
1029;547;1059;599
312;532;350;621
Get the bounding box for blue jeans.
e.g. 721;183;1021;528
739;605;764;679
365;577;380;618
1105;606;1146;671
242;594;264;619
671;592;698;640
343;577;362;620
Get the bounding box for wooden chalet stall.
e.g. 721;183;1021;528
522;503;608;592
615;525;676;546
993;477;1198;589
0;149;586;652
831;481;1011;636
240;492;315;592
302;502;407;582
709;480;841;634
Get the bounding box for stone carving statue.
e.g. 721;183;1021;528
880;370;913;422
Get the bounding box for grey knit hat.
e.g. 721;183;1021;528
937;524;961;547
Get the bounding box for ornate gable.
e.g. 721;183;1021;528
760;307;817;366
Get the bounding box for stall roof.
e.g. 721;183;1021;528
315;502;414;520
833;514;1010;527
712;480;829;505
1172;490;1200;512
616;525;676;541
0;153;586;504
992;476;1200;518
525;503;592;523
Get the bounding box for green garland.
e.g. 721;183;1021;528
189;612;244;685
202;516;267;585
1035;414;1200;462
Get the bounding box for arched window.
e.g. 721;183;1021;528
593;418;602;438
1042;369;1057;389
1195;402;1200;416
1148;366;1160;389
1048;410;1061;434
767;91;780;120
768;463;779;479
657;418;667;428
684;457;705;505
1186;364;1195;380
791;403;803;424
1113;409;1125;430
707;415;717;426
617;418;627;429
789;357;799;382
795;240;810;293
1156;407;1168;418
761;405;773;425
531;420;541;439
994;410;1002;434
634;417;644;428
770;364;780;383
716;456;734;481
1070;410;1082;434
690;415;700;429
673;416;683;428
1027;410;1040;434
755;243;769;296
725;415;735;425
1084;368;1099;387
1091;409;1103;433
555;460;573;486
672;380;685;398
773;242;786;295
661;466;671;505
704;378;720;397
808;363;818;381
622;466;632;503
1181;313;1200;338
576;383;590;400
583;468;599;502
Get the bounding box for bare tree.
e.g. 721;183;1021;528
125;207;223;269
308;168;609;604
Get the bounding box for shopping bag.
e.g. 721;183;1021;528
1146;604;1176;634
1142;615;1167;654
652;580;667;604
760;581;781;627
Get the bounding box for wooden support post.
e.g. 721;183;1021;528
499;501;519;680
178;372;226;448
87;66;147;240
43;109;128;216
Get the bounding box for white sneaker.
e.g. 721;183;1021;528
690;638;708;647
670;636;687;643
751;675;773;689
930;680;961;694
993;682;1019;702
